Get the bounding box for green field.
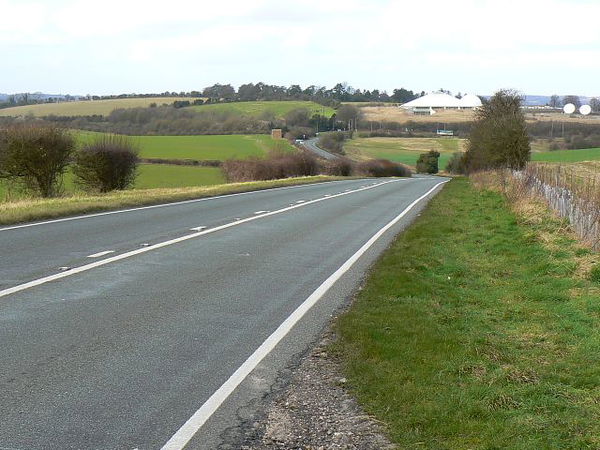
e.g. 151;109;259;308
76;132;293;161
532;147;600;162
190;101;335;119
337;178;600;448
0;97;199;117
0;164;225;201
345;137;463;168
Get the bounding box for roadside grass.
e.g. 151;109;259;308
336;177;600;448
189;101;335;118
0;97;199;117
345;137;462;168
76;132;293;160
0;176;349;225
532;147;600;163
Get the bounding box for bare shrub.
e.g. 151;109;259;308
357;159;412;177
322;158;354;176
222;150;319;183
0;123;75;197
445;152;467;174
73;134;139;192
318;132;346;154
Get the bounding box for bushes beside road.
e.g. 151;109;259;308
222;150;412;182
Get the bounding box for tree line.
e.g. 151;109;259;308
0;82;420;110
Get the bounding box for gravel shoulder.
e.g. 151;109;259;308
231;326;396;450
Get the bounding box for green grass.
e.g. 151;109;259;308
336;178;600;448
133;165;225;188
76;132;293;161
0;97;199;117
346;137;462;168
0;176;348;225
190;101;335;118
0;164;226;202
532;147;600;162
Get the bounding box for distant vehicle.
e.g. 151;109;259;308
295;139;304;144
436;129;454;136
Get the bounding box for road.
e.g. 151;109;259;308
0;177;447;449
300;137;340;160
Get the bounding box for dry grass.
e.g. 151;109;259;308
0;176;348;225
0;97;203;117
471;169;599;280
361;106;476;123
360;105;600;125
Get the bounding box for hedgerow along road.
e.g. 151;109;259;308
0;176;447;449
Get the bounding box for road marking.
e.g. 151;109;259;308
295;200;305;203
189;226;207;232
254;210;269;214
0;180;364;233
0;179;402;300
87;250;115;258
160;179;448;450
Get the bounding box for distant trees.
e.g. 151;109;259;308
73;135;139;192
549;95;561;108
335;105;363;130
0;124;75;197
562;95;582;109
463;89;530;172
416;150;440;174
590;98;600;113
202;84;236;101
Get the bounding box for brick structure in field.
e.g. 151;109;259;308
271;129;283;139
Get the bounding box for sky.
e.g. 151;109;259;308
1;0;599;96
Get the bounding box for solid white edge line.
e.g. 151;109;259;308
0;179;401;300
160;179;449;450
0;179;369;233
86;250;115;258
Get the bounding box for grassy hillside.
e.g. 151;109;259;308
76;132;294;160
345;137;463;168
190;101;335;118
0;97;198;117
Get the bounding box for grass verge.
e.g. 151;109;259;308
0;176;350;225
336;177;600;448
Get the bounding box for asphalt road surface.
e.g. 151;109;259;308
0;176;447;449
300;138;340;160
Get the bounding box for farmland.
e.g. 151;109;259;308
76;132;294;160
345;137;464;168
190;100;335;118
0;164;225;202
0;97;199;117
531;147;600;163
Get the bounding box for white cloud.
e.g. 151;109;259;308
1;0;599;95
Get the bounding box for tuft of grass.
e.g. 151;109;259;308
590;265;600;283
0;176;349;225
335;178;600;448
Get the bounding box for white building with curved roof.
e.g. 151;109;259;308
401;91;481;115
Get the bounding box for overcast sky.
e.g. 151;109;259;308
1;0;598;96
